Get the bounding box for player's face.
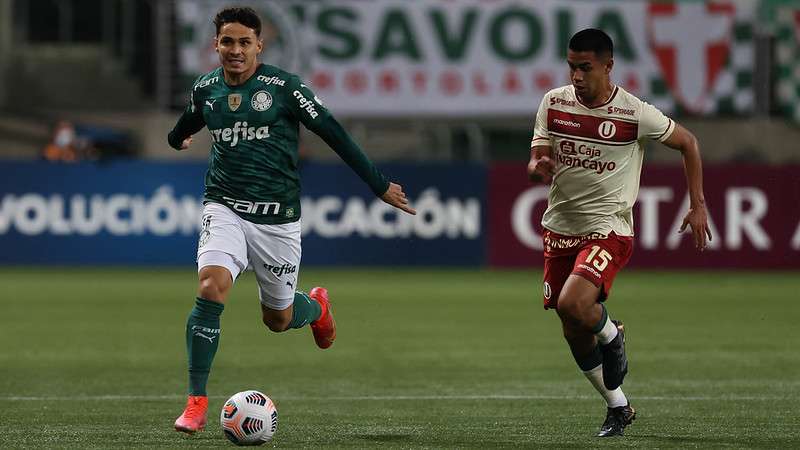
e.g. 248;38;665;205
567;50;612;103
215;22;263;77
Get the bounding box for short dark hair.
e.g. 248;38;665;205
214;6;262;37
568;28;613;59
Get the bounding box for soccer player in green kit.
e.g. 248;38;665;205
169;7;416;434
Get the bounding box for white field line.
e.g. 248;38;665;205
0;394;792;402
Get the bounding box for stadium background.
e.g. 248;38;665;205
1;0;799;448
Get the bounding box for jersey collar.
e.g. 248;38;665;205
574;85;618;109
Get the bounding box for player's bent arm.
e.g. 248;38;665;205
662;123;705;208
167;110;206;151
528;144;555;183
662;122;713;248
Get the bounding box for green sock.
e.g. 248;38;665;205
186;297;224;396
288;291;322;329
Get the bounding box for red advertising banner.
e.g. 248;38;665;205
488;163;800;269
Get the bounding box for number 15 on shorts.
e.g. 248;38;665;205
585;245;613;272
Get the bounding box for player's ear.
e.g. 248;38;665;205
213;36;219;53
256;38;263;55
605;57;614;74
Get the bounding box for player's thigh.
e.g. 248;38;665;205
197;202;249;283
543;253;577;310
573;233;633;301
243;219;302;311
542;229;582;309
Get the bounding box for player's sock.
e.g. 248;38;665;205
573;345;628;408
186;297;224;396
287;291;322;329
592;304;618;345
583;365;628;408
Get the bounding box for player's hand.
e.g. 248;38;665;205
527;156;555;183
679;204;713;251
180;136;193;150
381;182;416;215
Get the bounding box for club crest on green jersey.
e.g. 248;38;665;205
228;93;242;111
251;91;273;112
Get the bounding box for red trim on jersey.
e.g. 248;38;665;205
547;109;638;143
574;86;619;110
656;119;674;141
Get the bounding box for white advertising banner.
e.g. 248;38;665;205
178;0;756;117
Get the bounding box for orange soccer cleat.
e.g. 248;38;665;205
309;287;336;349
174;395;208;434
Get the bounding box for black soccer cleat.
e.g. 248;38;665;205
596;403;636;437
600;320;627;390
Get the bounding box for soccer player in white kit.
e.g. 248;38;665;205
527;29;712;437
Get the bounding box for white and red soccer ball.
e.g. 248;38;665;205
220;390;278;445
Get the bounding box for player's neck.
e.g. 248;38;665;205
223;65;259;86
577;82;615;108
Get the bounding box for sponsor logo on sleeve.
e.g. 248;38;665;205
293;90;319;119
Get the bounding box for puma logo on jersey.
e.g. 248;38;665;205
205;99;217;110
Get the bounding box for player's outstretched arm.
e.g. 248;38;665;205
662;123;712;251
528;145;555;183
381;182;416;215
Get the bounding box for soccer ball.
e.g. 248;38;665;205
220;390;278;445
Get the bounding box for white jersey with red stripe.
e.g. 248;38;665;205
531;84;675;237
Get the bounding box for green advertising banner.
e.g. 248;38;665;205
178;0;756;117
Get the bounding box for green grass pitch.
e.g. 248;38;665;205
1;268;798;448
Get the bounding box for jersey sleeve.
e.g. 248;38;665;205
287;76;389;197
530;94;551;148
638;101;675;142
285;75;332;128
167;79;207;150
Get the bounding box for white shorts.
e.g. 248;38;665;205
196;202;301;310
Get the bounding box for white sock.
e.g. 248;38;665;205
595;315;618;345
583;365;628;408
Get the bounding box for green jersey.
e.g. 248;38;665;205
168;63;389;224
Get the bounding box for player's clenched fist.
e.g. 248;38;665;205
528;155;555;183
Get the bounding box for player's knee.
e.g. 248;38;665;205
198;275;228;302
262;315;290;333
556;296;586;326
